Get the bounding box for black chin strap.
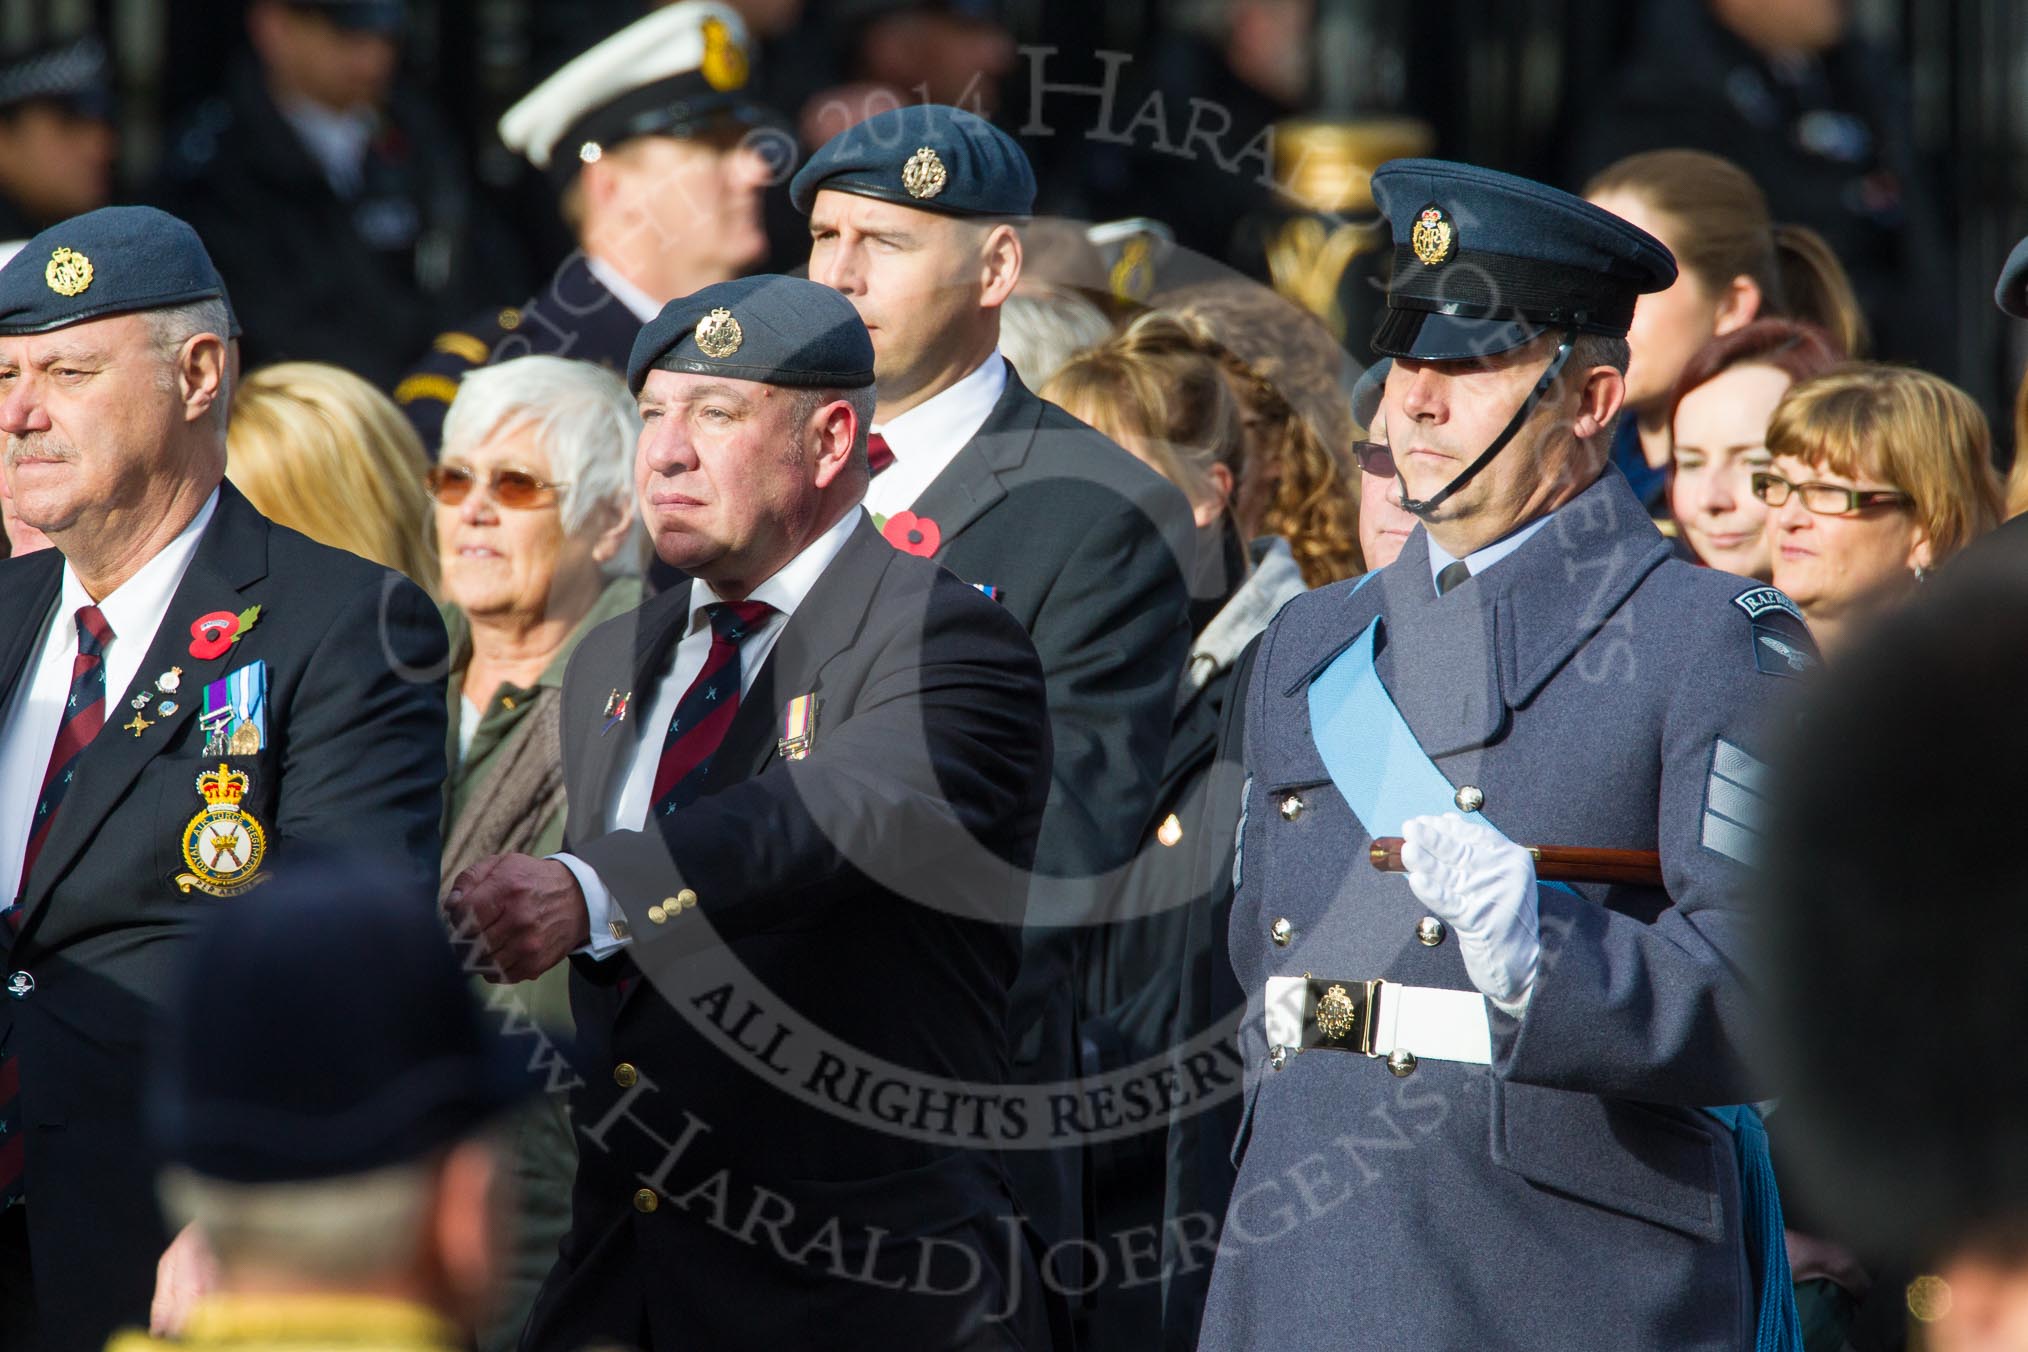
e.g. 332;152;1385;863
1397;332;1576;519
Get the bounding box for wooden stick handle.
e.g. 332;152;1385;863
1368;837;1665;888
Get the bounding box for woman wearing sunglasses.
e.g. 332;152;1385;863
425;353;644;1352
1760;365;2003;656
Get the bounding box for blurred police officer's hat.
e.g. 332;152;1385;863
0;34;113;124
277;0;407;33
149;849;536;1184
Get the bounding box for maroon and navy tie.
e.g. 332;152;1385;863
2;604;114;1206
866;431;895;477
650;600;777;817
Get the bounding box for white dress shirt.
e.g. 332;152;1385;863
0;488;220;901
860;350;1008;519
556;506;864;955
1425;512;1556;591
278;97;375;199
585;255;664;324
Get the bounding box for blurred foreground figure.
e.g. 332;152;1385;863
122;854;531;1352
1766;527;2028;1352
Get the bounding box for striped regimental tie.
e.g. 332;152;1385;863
2;604;114;1207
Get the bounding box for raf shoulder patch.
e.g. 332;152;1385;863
1752;625;1815;679
1732;586;1804;624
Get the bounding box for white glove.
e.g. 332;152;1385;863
1400;812;1540;1017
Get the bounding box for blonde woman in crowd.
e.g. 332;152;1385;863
1164;279;1364;587
226;361;439;592
1762;365;2003;656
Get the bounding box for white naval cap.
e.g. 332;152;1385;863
497;0;772;175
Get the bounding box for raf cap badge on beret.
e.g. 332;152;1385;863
45;245;91;297
694;306;743;359
1411;205;1454;267
902;146;948;201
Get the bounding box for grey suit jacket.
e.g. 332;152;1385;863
1199;469;1813;1350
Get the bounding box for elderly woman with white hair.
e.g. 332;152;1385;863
428;353;642;1351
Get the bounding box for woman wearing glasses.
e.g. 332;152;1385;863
425;354;644;1352
1759;365;2003;655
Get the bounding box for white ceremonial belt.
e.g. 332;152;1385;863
1264;975;1492;1065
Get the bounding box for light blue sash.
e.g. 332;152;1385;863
1305;607;1802;1352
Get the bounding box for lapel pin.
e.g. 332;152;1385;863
130;691;153;710
188;606;263;662
881;511;941;557
601;688;632;736
156;666;183;694
123;712;154;738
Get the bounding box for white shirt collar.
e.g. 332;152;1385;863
683;506;864;637
874;350;1007;453
277;96;375;198
58;486;221;653
861;352;1008;518
585;255;663;324
1425;510;1556;590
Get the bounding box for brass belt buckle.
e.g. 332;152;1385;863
1303;975;1382;1056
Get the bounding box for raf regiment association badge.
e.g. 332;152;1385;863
44;245;92;296
695;307;743;359
1411;205;1455;266
902;146;948;201
778;693;819;761
175;762;270;898
700;16;749;91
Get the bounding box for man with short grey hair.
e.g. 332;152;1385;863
0;205;448;1350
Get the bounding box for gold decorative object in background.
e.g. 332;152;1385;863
1264;117;1436;339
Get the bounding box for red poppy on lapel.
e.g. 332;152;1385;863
881;511;940;556
188;605;263;661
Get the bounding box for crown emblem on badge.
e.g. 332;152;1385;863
176;762;269;897
699;16;748;92
1316;983;1357;1040
45;246;92;297
902;146;948;200
1411;205;1454;267
197;762;251;807
694;307;743;359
